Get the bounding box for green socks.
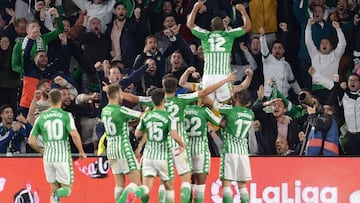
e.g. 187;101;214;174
117;183;137;203
57;186;71;197
240;188;249;203
158;184;166;203
181;182;191;203
195;184;205;203
134;185;150;203
223;187;233;203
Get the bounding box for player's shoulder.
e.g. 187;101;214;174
193;26;210;33
177;92;198;99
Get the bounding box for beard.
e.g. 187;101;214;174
117;15;126;22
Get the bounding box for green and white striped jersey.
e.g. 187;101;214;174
218;105;254;155
101;104;141;160
165;92;199;147
30;107;76;162
184;105;221;156
137;109;176;160
191;26;245;75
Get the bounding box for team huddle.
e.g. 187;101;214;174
27;1;254;203
101;74;254;203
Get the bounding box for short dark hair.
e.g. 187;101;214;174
210;16;225;31
271;40;284;49
111;60;125;72
163;76;178;94
234;89;251;106
145;35;157;44
36;79;50;89
349;73;360;81
0;104;12;114
114;1;127;10
49;89;62;105
151;88;165;106
14;17;27;26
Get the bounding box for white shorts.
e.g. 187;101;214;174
191;154;210;174
202;75;232;102
141;159;174;181
44;161;73;185
173;149;192;175
109;156;140;175
220;153;252;182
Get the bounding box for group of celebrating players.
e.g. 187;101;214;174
28;1;253;203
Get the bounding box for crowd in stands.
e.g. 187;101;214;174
0;0;359;156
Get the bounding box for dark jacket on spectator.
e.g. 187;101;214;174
105;17;147;70
252;101;301;155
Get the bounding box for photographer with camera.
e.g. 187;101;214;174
299;91;339;156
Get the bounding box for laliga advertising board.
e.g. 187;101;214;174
1;157;360;203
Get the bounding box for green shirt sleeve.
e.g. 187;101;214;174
11;41;24;77
42;17;64;46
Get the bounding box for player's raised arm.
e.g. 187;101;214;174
122;92;140;104
236;3;251;33
234;68;253;93
186;1;204;30
179;66;199;91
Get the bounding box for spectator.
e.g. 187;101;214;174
232;42;258;87
275;136;296;156
12;8;64;77
0;105;32;154
328;0;359;83
0;16;27;44
95;59;148;110
105;2;146;72
147;0;175;34
78;16;111;75
134;58;162;96
17;32;70;117
305;19;346;104
248;0;278;47
259;27;301;98
189;44;204;76
154;14;179;54
252;86;300;155
77;16;111;93
172;0;191;42
133;32;191;81
0;35;20;114
327;73;360;155
188;0;222;31
27;76;78;126
293;0;334;89
72;0;116;33
167;50;195;81
246;37;264;100
74;92;100;154
303;96;339;156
